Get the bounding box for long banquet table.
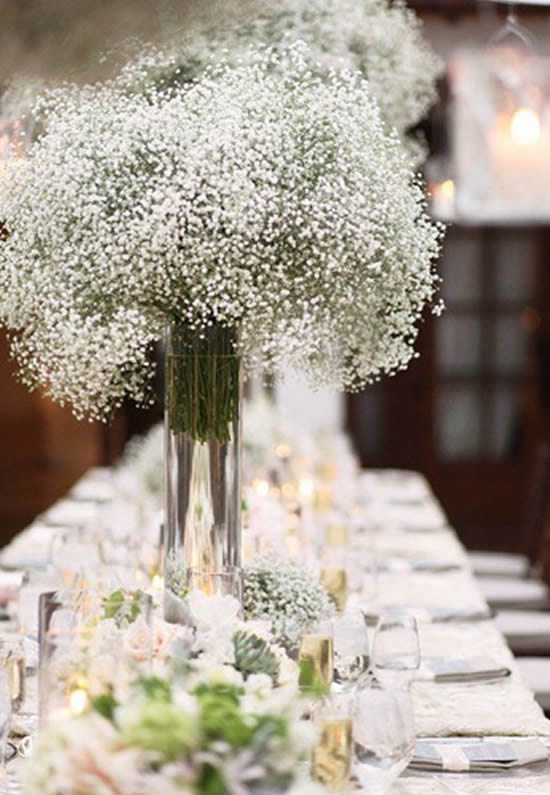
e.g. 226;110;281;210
1;465;550;794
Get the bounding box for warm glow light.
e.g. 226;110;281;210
68;685;89;715
151;573;164;590
510;108;541;146
298;477;315;501
281;482;296;499
275;443;291;460
439;179;455;200
252;478;270;497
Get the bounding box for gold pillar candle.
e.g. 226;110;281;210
321;567;348;613
312;716;353;792
6;655;25;712
325;523;350;547
299;634;334;689
315;486;332;512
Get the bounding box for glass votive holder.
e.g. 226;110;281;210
311;693;353;793
298;620;334;692
38;588;153;726
164;566;243;626
18;568;59;644
320;567;348;614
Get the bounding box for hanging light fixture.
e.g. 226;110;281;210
451;0;550;221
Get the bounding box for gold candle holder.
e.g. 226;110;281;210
312;716;353;792
321;567;348;613
298;633;334;689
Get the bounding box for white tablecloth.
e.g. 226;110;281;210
3;466;550;794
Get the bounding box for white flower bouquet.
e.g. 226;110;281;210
0;43;441;441
25;665;320;795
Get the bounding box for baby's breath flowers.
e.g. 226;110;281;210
0;43;442;429
128;0;442;160
244;557;335;649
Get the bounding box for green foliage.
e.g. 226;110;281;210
233;630;279;682
102;588;144;627
91;693;118;721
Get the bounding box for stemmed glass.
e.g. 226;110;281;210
332;612;370;694
371;614;420;690
352;677;415;794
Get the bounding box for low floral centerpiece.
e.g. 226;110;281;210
25;665;320;795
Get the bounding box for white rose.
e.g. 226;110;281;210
123;616;152;665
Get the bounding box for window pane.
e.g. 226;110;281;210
490;236;536;302
436;315;482;376
440;235;482;304
492;314;530;376
437;387;482;458
353;388;383;458
488;387;522;458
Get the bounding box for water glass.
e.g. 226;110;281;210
18;568;59;644
332;612;370;693
372;614;420;690
38;588;153;726
48;531;104;587
352;678;415;794
164;566;243;625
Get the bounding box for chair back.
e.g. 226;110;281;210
524;442;550;576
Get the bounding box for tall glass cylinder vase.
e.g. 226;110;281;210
164;324;243;624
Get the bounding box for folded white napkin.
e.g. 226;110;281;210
362;605;492;626
417;655;511;683
377;558;461;574
410;738;548;772
42;499;99;526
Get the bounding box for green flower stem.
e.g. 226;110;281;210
166;324;241;443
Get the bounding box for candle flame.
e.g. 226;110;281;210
252;478;270;497
439;179;455;199
69;687;89;715
510;108;540;146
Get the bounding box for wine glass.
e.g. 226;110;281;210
371;614;420;690
332;612;370;694
352;677;415;794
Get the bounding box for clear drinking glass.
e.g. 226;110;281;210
164;566;244;626
0;670;12;766
18;568;59;644
48;531;104;587
352;678;415;794
371;614;420;690
38;588;153;727
332;612;370;694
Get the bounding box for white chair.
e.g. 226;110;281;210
515;657;550;712
496;609;550;655
477;576;550;611
468;550;528;578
